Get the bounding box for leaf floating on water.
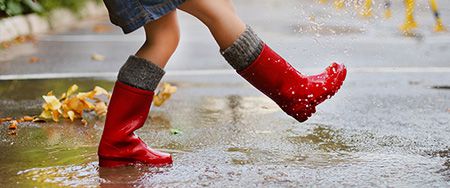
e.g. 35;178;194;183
153;83;177;107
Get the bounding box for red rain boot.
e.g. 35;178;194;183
98;81;172;168
238;44;347;122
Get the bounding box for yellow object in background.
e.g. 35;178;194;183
400;0;417;33
319;0;328;4
360;0;373;18
429;0;447;32
384;1;392;19
334;0;345;10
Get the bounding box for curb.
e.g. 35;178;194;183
0;1;106;43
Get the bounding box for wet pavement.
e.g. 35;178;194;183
1;0;450;187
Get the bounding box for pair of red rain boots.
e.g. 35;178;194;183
98;44;346;167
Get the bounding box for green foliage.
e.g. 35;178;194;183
39;0;88;13
0;0;94;17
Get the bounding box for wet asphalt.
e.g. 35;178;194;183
0;0;450;187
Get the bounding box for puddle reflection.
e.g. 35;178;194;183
288;125;352;152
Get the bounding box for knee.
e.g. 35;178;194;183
181;0;236;26
144;27;180;52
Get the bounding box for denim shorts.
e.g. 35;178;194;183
103;0;187;34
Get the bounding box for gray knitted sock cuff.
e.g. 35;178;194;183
117;56;165;91
221;25;264;71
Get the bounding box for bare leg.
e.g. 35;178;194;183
98;11;180;168
178;0;246;49
135;11;180;68
178;0;347;123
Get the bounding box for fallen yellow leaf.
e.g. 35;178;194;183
42;95;62;110
22;116;35;122
95;102;108;116
51;110;60;122
39;85;111;122
81;119;88;126
91;53;106;61
65;97;87;114
93;86;109;97
39;110;52;119
153;83;177;107
66;84;79;98
0;117;13;123
67;111;76;122
8;120;18;130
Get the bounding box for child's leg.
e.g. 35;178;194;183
178;0;246;49
179;0;347;122
136;11;180;68
98;11;180;168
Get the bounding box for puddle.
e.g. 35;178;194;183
430;149;450;179
0;78;449;186
0;79;114;117
288;125;352;152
